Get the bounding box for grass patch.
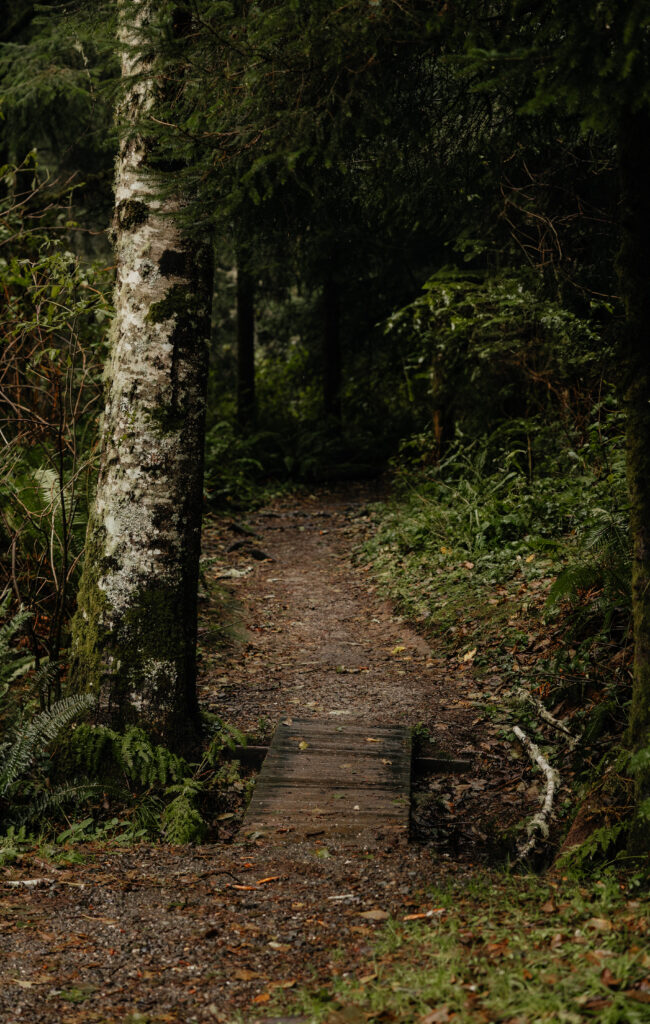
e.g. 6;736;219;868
263;872;650;1023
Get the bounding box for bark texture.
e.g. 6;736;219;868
70;0;209;745
618;111;650;845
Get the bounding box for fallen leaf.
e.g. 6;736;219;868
390;646;406;655
234;969;261;981
420;1006;452;1023
625;990;650;1004
252;992;271;1004
540;898;557;914
298;741;309;751
587;917;614;933
381;759;393;766
359;909;389;922
268;941;291;951
601;968;622;989
578;997;612;1012
257;876;281;884
359;973;377;984
462;648;477;662
325;1006;368;1024
365;737;381;743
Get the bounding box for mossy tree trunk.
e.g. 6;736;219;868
69;0;210;748
618;111;650;845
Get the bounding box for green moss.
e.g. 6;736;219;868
69;524;200;747
116;199;148;230
68;520;110;697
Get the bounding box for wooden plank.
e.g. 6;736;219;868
242;718;411;842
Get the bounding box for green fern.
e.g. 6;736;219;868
65;723;188;790
161;779;207;844
0;693;94;799
547;510;630;629
22;780;104;824
555;822;627;875
0;599;34;687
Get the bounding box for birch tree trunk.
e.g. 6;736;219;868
69;0;210;746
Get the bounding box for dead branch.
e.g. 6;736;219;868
514;687;578;749
513;725;559;860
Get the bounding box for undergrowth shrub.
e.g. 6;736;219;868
0;162;110;697
0;607;251;845
384;268;613;447
361;272;632;871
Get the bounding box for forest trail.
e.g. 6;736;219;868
200;485;485;754
1;487;539;1024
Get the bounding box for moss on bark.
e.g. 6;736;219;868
69;0;209;754
69;520;110;701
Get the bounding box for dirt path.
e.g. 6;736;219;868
200;486;478;749
0;487;537;1024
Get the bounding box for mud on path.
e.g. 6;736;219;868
0;486;539;1024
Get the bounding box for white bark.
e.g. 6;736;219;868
71;0;209;743
514;687;578;749
513;725;559;860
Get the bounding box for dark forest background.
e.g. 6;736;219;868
1;0;649;871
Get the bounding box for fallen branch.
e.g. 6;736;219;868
515;687;578;749
513;725;560;860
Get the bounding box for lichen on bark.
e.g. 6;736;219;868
70;0;209;749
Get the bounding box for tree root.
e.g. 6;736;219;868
513;725;560;860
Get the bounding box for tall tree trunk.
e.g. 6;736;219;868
323;270;341;421
69;0;210;748
618;111;650;847
236;258;256;430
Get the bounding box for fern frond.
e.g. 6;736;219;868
161;792;206;844
19;780;104;823
0;694;94;796
547;564;600;608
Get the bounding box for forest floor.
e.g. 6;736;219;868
1;485;649;1024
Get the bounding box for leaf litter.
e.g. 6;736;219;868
2;485;648;1024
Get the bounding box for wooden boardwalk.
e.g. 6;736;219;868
242;718;412;842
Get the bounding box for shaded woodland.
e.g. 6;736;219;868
1;3;650;1019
